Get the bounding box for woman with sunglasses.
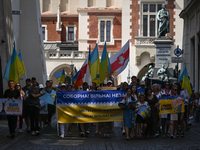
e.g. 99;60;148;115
161;82;171;96
15;83;25;132
145;87;160;137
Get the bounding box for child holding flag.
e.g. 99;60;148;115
135;94;151;140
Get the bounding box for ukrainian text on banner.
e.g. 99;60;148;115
158;95;185;114
0;99;22;116
56;90;126;123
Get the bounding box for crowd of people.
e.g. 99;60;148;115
3;75;200;140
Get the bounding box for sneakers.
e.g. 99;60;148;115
60;134;64;138
86;131;90;134
176;132;180;137
122;129;125;135
103;133;107;138
18;129;23;133
31;131;36;136
189;116;194;120
154;133;159;138
7;133;15;138
26;127;31;132
180;132;184;137
107;134;111;137
36;130;40;135
103;133;111;138
80;131;85;137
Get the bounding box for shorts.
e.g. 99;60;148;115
161;117;170;126
136;114;147;124
170;113;178;121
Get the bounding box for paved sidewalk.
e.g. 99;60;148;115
1;119;200;150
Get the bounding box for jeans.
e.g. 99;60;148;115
29;106;40;131
60;123;69;136
7;116;17;134
195;108;200;122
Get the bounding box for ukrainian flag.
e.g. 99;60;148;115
72;69;80;83
54;69;65;83
3;44;23;84
178;64;192;97
99;42;111;84
18;50;26;77
90;44;100;84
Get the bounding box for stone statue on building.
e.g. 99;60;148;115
157;4;170;38
157;64;169;81
142;73;148;81
142;65;154;81
147;65;154;78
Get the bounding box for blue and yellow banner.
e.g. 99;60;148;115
56;90;126;123
0;99;23;116
158;95;185;114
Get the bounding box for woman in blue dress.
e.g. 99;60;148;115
122;88;136;140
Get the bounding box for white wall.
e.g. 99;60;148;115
79;0;87;7
69;0;79;14
18;0;47;85
96;0;106;8
121;0;131;82
78;12;89;51
0;0;14;93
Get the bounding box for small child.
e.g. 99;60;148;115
135;94;151;140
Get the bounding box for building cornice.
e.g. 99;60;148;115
41;11;78;17
77;7;122;13
179;0;200;18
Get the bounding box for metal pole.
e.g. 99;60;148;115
177;62;178;82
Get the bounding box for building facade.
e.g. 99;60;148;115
180;0;200;92
41;0;184;86
0;0;47;94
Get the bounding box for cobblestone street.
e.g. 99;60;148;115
1;119;200;150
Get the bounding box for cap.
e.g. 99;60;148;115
107;80;112;84
39;84;44;89
60;83;66;87
140;80;145;85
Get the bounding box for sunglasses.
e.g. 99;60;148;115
174;89;177;91
16;85;20;86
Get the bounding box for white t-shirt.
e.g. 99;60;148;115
181;89;189;106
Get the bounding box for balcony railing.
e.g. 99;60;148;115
45;50;117;60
